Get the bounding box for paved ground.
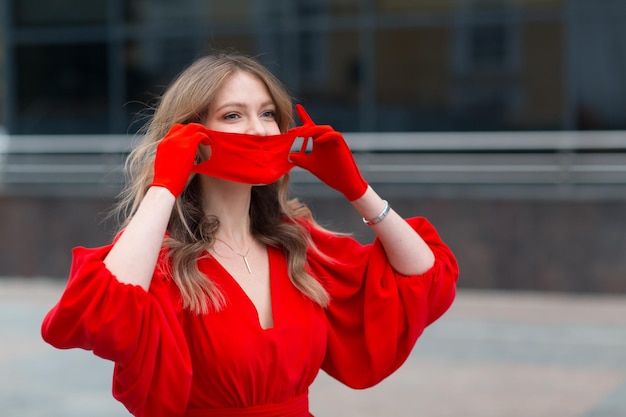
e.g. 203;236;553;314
1;277;626;417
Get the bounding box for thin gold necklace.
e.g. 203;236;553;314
214;237;252;274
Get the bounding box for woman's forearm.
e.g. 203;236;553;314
351;186;435;276
104;186;176;290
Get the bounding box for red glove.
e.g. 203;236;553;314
289;104;368;201
151;123;211;197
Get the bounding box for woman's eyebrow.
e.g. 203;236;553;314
214;102;246;112
215;100;276;113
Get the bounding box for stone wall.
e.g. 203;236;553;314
2;193;625;294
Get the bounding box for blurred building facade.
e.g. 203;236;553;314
2;0;626;134
0;0;625;292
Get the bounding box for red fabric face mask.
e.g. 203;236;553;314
192;129;296;185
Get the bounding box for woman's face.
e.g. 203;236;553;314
204;71;281;136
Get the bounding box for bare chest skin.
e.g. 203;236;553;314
210;241;273;329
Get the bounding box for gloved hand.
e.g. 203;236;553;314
289;104;368;201
151;123;211;197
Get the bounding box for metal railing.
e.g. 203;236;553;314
1;131;625;199
0;134;131;196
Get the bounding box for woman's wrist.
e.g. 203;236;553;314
351;186;390;225
148;184;179;201
362;200;391;226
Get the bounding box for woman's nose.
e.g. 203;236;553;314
246;117;267;136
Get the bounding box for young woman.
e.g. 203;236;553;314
41;53;459;417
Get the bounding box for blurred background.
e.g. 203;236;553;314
1;1;626;416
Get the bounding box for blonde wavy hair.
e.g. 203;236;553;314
113;53;330;314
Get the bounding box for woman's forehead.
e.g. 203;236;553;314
211;71;273;109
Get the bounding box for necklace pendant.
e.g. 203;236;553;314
242;256;252;274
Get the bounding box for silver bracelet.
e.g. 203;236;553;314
362;200;391;226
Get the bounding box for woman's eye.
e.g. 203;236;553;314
224;113;240;120
262;110;276;119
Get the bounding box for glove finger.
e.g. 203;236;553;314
192;158;211;171
171;122;205;137
298;136;310;153
166;123;185;135
188;131;211;147
295;104;315;127
311;130;345;145
183;123;210;140
287;151;311;168
296;124;334;139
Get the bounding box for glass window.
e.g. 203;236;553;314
375;0;457;15
16;44;108;134
292;31;360;132
375;28;452;131
199;0;254;23
125;0;197;25
328;0;359;16
470;24;507;68
4;0;626;134
13;0;107;27
124;38;203;131
126;0;254;26
0;3;5;129
516;21;563;130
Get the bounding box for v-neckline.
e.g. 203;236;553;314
206;246;276;331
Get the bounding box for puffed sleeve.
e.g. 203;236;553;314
41;243;192;417
304;217;458;389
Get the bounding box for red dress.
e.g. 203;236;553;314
41;217;458;417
